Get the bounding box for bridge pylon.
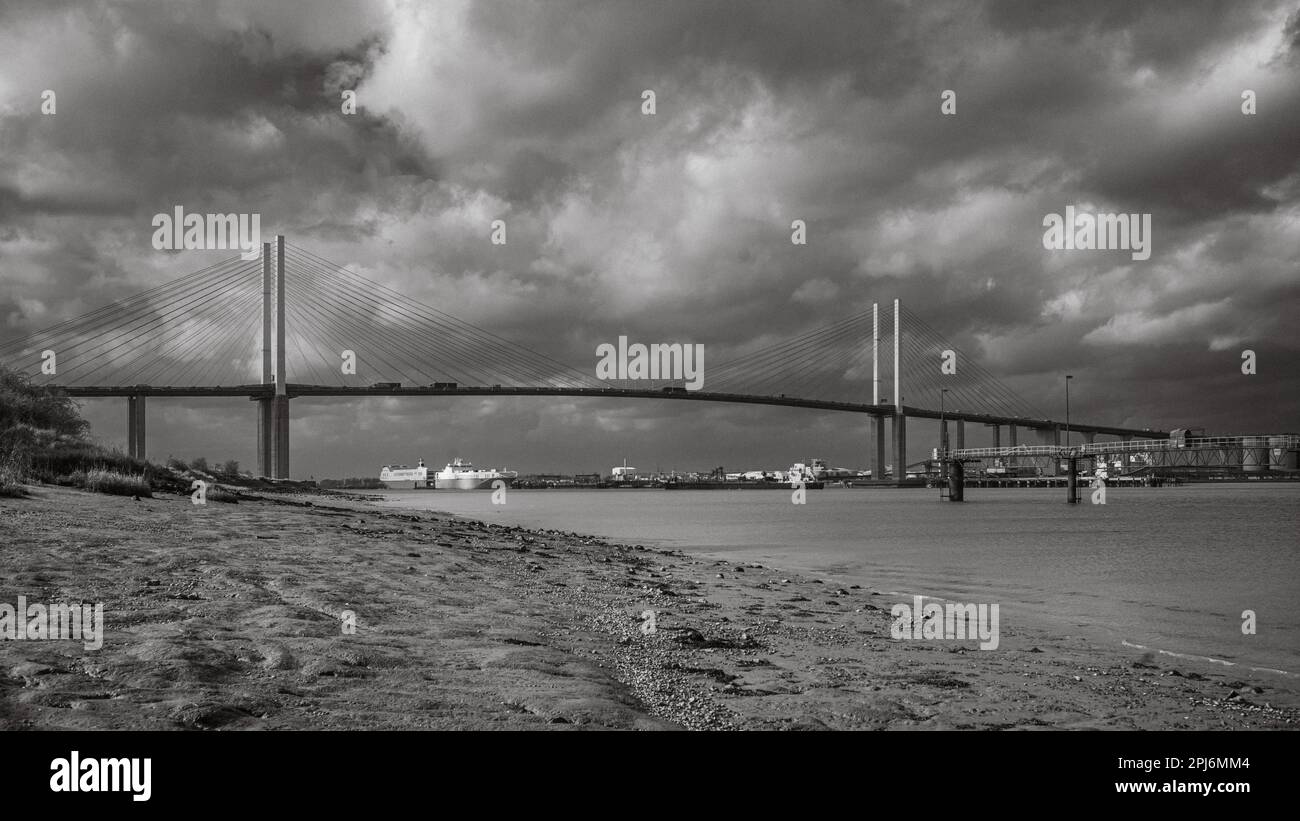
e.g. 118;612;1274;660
892;299;906;484
255;235;290;479
257;241;274;477
870;303;887;479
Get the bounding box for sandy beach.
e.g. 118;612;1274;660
1;485;1296;731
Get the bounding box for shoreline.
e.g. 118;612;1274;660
369;486;1300;681
1;485;1296;730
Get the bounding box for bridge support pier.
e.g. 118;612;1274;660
893;413;907;484
1083;431;1096;444
947;459;964;501
1038;426;1061;475
257;399;274;477
271;395;290;479
870;416;887;481
126;395;146;460
955;420;965;451
987;423;1003;471
127;397;135;457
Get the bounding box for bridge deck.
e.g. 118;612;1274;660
47;383;1165;438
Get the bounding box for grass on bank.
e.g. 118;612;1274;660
61;468;153;498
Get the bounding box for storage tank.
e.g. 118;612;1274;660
1242;436;1270;473
1269;436;1298;471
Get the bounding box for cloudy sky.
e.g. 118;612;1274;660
1;0;1297;477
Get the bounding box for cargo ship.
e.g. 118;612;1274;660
433;457;518;490
379;459;430;489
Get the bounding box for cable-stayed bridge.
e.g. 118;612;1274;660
1;236;1165;480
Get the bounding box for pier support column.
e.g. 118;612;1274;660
127;396;137;458
990;424;1001;449
257;399;273;477
1039;426;1060;476
1007;424;1017;469
870;416;887;481
136;396;146;460
1083;431;1096;445
947;459;964;502
955;420;965;451
271;395;290;479
126;395;146;460
893;413;907;484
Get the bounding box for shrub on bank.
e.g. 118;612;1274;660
0;364;189;494
0;461;26;497
0;368;88;441
0;365;253;498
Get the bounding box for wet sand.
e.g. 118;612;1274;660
1;485;1296;730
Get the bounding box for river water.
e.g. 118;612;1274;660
367;483;1300;677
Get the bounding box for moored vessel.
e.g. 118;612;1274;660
433;457;518;490
379;459;430;489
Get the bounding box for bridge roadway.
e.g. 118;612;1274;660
53;382;1165;439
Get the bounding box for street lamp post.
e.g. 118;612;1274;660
939;389;949;453
1065;375;1073;448
939;388;949;480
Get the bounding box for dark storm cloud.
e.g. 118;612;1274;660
1;0;1297;475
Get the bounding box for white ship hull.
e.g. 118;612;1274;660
378;464;428;489
431;457;517;490
433;475;514;490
